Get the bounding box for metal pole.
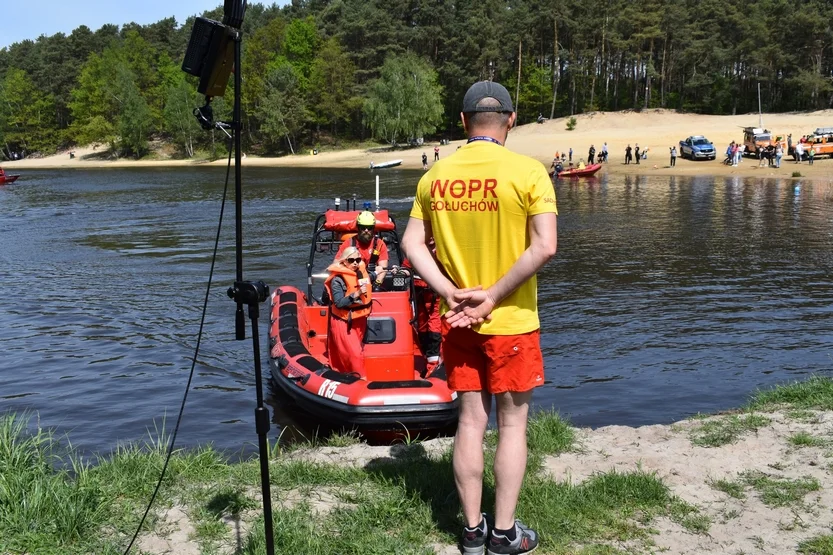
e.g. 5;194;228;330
233;28;246;341
758;83;763;129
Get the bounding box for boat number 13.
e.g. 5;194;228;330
318;379;338;399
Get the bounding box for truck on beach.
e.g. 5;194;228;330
797;127;833;158
742;127;786;157
678;136;716;160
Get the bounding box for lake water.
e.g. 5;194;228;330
2;168;832;456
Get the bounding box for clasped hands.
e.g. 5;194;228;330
444;286;495;328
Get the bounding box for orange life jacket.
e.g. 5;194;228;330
324;262;372;322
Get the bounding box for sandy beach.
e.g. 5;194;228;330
4;109;833;183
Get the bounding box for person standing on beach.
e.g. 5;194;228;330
402;80;557;555
434;145;440;161
588;144;596;164
634;144;641;164
601;142;608;163
670;146;677;167
422;152;429;170
625;144;632;164
808;145;815;165
795;142;804;163
775;143;783;168
568;147;573;162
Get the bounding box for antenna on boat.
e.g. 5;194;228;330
375;175;380;210
182;2;276;554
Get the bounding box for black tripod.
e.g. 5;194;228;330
223;15;276;555
183;1;275;553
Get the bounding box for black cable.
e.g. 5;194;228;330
123;142;235;555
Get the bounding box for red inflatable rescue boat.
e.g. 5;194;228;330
551;163;602;179
268;204;458;438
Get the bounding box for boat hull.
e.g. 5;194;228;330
553;163;602;178
370;159;403;169
268;286;458;436
0;175;20;185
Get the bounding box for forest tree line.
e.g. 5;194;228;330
1;0;832;160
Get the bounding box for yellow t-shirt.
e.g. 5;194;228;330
410;140;558;335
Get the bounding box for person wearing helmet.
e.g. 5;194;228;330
335;211;389;288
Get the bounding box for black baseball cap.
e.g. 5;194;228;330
462;81;514;113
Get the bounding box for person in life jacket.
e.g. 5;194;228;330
335;210;389;289
324;246;372;377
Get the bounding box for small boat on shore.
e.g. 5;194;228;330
552;163;602;179
268;203;458;440
369;159;402;169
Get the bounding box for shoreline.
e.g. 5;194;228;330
6;376;833;554
5;108;833;184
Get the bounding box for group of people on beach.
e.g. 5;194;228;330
725;138;818;168
624;144;647;164
330;80;556;555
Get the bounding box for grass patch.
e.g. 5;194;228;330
688;413;771;447
669;498;711;532
510;470;708;550
786;409;820;423
789;432;828;448
527;409;577;456
799;533;833;554
740;470;820;507
0;413;122;554
324;429;362;447
748;376;833;411
709;477;746;499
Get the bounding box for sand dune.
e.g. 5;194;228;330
5;109;833;182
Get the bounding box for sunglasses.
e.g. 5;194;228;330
346;257;362;264
358;226;374;232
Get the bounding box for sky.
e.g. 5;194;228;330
1;1;286;49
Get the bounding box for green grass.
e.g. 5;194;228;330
786;409;820;423
799;534;833;554
739;470;820;507
0;413;121;554
789;431;828;448
709;477;746;499
748;376;833;411
688;413;771;447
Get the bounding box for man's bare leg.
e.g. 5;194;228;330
453;390;492;527
493;390;532;530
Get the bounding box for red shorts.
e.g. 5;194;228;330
441;321;544;394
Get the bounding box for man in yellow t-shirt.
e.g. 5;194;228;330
402;80;557;555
